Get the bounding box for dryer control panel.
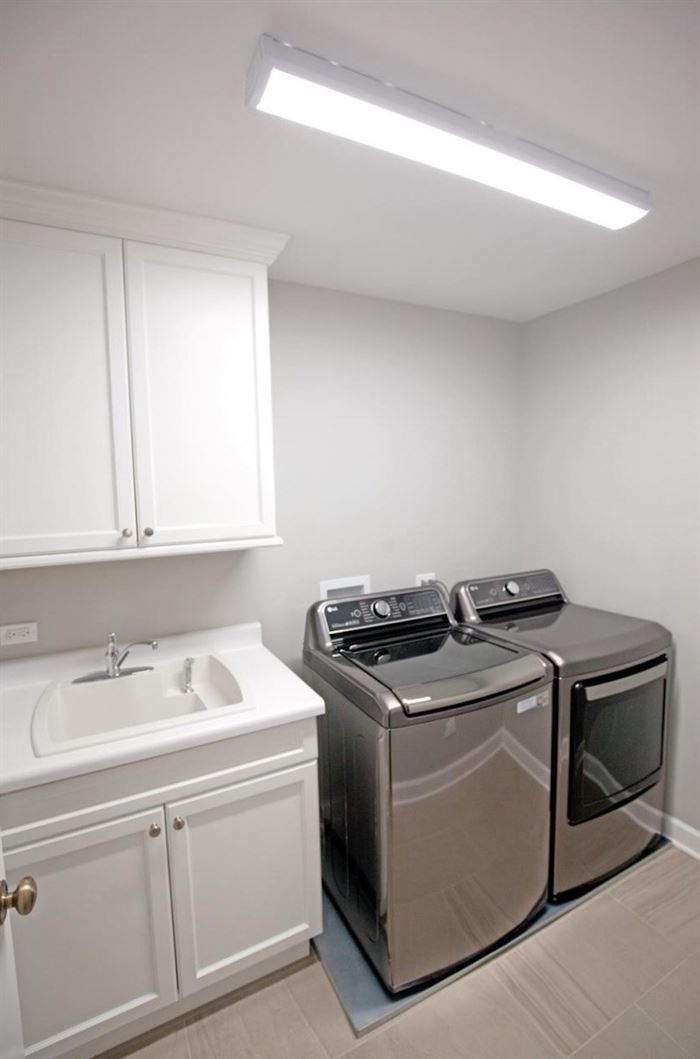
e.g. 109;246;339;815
454;569;565;622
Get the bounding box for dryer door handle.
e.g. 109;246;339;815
584;660;667;701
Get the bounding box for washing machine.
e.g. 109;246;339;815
303;584;553;991
451;570;671;900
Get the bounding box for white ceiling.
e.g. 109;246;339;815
1;0;698;321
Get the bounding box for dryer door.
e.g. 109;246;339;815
568;657;667;825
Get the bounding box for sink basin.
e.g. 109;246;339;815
32;655;246;756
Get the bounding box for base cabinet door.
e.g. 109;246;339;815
166;762;322;995
5;810;177;1059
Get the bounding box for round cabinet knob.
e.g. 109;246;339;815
0;876;38;925
143;527;155;538
372;599;391;619
172;816;185;831
121;528;133;538
505;580;521;597
148;822;161;838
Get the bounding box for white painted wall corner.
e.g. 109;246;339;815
666;814;700;860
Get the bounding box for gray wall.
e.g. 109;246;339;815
0;281;521;668
517;258;700;830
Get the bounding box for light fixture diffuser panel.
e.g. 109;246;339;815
247;35;652;230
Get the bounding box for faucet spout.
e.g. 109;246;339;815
116;640;159;673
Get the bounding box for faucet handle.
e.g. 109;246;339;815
183;657;195;694
105;633;119;677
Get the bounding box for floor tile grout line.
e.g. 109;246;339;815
631;948;694;1007
563;1000;683;1059
607;888;695;961
632;999;694;1059
492;946;601;1059
280;977;333;1059
563;1001;637;1059
501;989;572;1059
608;851;700;916
611;874;700;922
310;957;396;1049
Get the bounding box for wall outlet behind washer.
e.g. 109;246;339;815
0;621;38;646
415;573;437;587
320;575;371;600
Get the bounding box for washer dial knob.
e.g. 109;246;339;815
505;580;521;597
372;599;391;619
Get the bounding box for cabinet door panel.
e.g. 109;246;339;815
124;242;276;546
5;810;177;1059
166;763;322;995
0;221;137;557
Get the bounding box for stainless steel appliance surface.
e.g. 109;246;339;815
451;570;672;900
303;585;553;993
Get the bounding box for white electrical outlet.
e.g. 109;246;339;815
415;572;437;587
0;622;38;647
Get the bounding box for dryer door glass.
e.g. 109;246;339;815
568;658;667;825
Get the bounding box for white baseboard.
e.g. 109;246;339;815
665;814;700;859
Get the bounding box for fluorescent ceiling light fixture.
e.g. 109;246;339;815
247;36;651;230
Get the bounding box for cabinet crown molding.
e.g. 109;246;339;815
0;179;289;265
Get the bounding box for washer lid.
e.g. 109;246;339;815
478;603;671;676
341;629;548;714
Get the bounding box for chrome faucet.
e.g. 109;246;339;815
73;633;159;684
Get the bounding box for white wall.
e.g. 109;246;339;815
0;280;521;667
518;258;700;832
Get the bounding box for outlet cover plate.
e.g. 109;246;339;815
0;622;38;646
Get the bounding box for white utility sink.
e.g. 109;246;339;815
31;655;246;756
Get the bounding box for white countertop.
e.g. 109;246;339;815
0;624;324;795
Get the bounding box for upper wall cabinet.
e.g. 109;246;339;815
0;183;288;569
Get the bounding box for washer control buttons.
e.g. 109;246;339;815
372;599;391;619
505;580;521;597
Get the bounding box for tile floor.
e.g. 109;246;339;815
103;847;700;1059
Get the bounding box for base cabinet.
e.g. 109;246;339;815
2;750;322;1059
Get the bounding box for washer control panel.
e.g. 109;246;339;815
324;588;446;635
465;570;563;612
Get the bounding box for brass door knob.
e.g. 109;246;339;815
0;877;38;926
